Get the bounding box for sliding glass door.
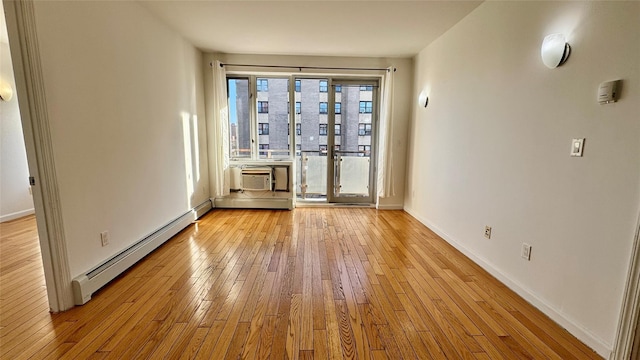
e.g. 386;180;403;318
295;78;377;204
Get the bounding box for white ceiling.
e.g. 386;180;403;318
140;1;483;58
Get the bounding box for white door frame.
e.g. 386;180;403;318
612;209;640;359
4;0;73;312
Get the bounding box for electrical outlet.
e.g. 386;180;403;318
100;231;110;247
521;243;532;261
484;226;492;239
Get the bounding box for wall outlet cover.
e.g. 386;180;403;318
521;243;532;261
484;226;492;239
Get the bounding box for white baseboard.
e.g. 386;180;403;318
404;206;612;359
71;200;212;305
0;208;35;223
376;203;404;210
215;197;293;210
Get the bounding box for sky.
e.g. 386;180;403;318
228;80;237;125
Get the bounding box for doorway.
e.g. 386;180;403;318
296;78;378;204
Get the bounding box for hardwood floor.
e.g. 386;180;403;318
0;209;601;359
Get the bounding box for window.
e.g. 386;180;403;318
335;102;341;114
257;78;268;92
258;101;269;113
319;80;328;93
295;80;301;92
334;145;341;151
358;145;371;157
359;85;373;91
228;78;251;158
359;101;373;113
358;123;372;136
227;77;289;159
295;102;301;114
258;123;269;135
319;124;328;136
259;144;269;157
319;102;328;114
335;85;342;93
335;124;341;136
296;123;301;135
319;145;328;156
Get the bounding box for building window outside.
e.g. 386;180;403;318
295;102;301;114
259;144;270;157
258;101;269;113
295;80;301;92
319;145;328;156
335;124;341;136
335;102;341;114
319;124;328;136
358;145;371;157
319;80;328;93
296;123;301;135
335;85;342;93
257;78;268;92
359;85;373;91
358;123;372;136
359;101;372;114
319;102;328;114
258;123;269;135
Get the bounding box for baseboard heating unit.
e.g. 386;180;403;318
71;200;212;305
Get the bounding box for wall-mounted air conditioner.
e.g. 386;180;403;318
241;168;272;191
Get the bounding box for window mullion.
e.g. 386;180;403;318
249;75;258;160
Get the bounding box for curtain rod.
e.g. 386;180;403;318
212;62;396;72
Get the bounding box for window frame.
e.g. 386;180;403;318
258;123;269;135
319;102;328;114
358;123;372;136
359;101;373;114
258;101;269;114
319;124;328;136
227;76;291;160
226;75;379;164
319;80;328;93
257;78;269;92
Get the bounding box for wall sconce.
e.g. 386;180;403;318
0;81;13;102
418;91;429;108
541;34;571;69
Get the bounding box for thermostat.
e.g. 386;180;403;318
598;80;621;104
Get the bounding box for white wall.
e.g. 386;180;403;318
203;53;413;209
405;2;640;357
0;39;33;222
29;1;209;278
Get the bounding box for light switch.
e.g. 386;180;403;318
570;138;584;157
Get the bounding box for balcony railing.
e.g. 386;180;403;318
230;148;370;199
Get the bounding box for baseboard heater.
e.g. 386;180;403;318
71;200;212;305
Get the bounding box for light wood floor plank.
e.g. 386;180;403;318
0;210;602;359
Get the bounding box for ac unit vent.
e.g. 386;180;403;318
241;168;272;191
